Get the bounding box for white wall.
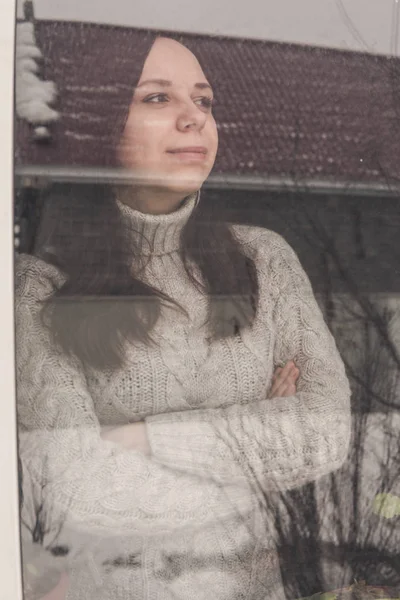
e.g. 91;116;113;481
17;0;399;57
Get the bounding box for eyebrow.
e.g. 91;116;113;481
136;78;213;93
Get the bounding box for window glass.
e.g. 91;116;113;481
13;2;399;600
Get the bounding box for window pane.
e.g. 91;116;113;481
14;4;399;600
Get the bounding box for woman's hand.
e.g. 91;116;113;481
268;360;300;399
101;422;151;456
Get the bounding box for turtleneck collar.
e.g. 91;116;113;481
116;191;199;256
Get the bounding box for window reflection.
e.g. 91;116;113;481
14;9;399;600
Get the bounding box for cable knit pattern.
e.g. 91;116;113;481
16;193;351;600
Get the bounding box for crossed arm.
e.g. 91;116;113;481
101;361;301;455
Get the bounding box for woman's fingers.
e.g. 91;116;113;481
275;383;297;398
271;367;282;382
271;364;290;387
269;361;299;398
274;381;297;398
271;361;295;390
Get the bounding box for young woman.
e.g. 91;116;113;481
16;34;351;600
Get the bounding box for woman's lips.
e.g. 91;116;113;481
168;146;207;154
170;152;207;160
167;149;208;161
168;146;207;162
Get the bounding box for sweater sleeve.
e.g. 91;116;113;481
145;231;352;492
16;254;253;541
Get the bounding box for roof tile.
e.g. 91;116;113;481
15;20;400;186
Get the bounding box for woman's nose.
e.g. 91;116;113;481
176;103;206;131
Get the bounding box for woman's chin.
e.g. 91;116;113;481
146;171;205;195
166;179;202;196
121;165;207;197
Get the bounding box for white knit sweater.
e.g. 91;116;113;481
16;192;351;600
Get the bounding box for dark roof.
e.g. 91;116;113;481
15;20;400;187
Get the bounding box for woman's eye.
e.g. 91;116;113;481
143;94;214;110
143;93;168;103
196;96;214;110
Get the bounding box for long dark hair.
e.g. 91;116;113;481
37;183;259;370
23;28;259;370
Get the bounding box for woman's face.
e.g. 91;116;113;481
118;36;218;196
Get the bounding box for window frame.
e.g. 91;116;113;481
0;1;23;598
